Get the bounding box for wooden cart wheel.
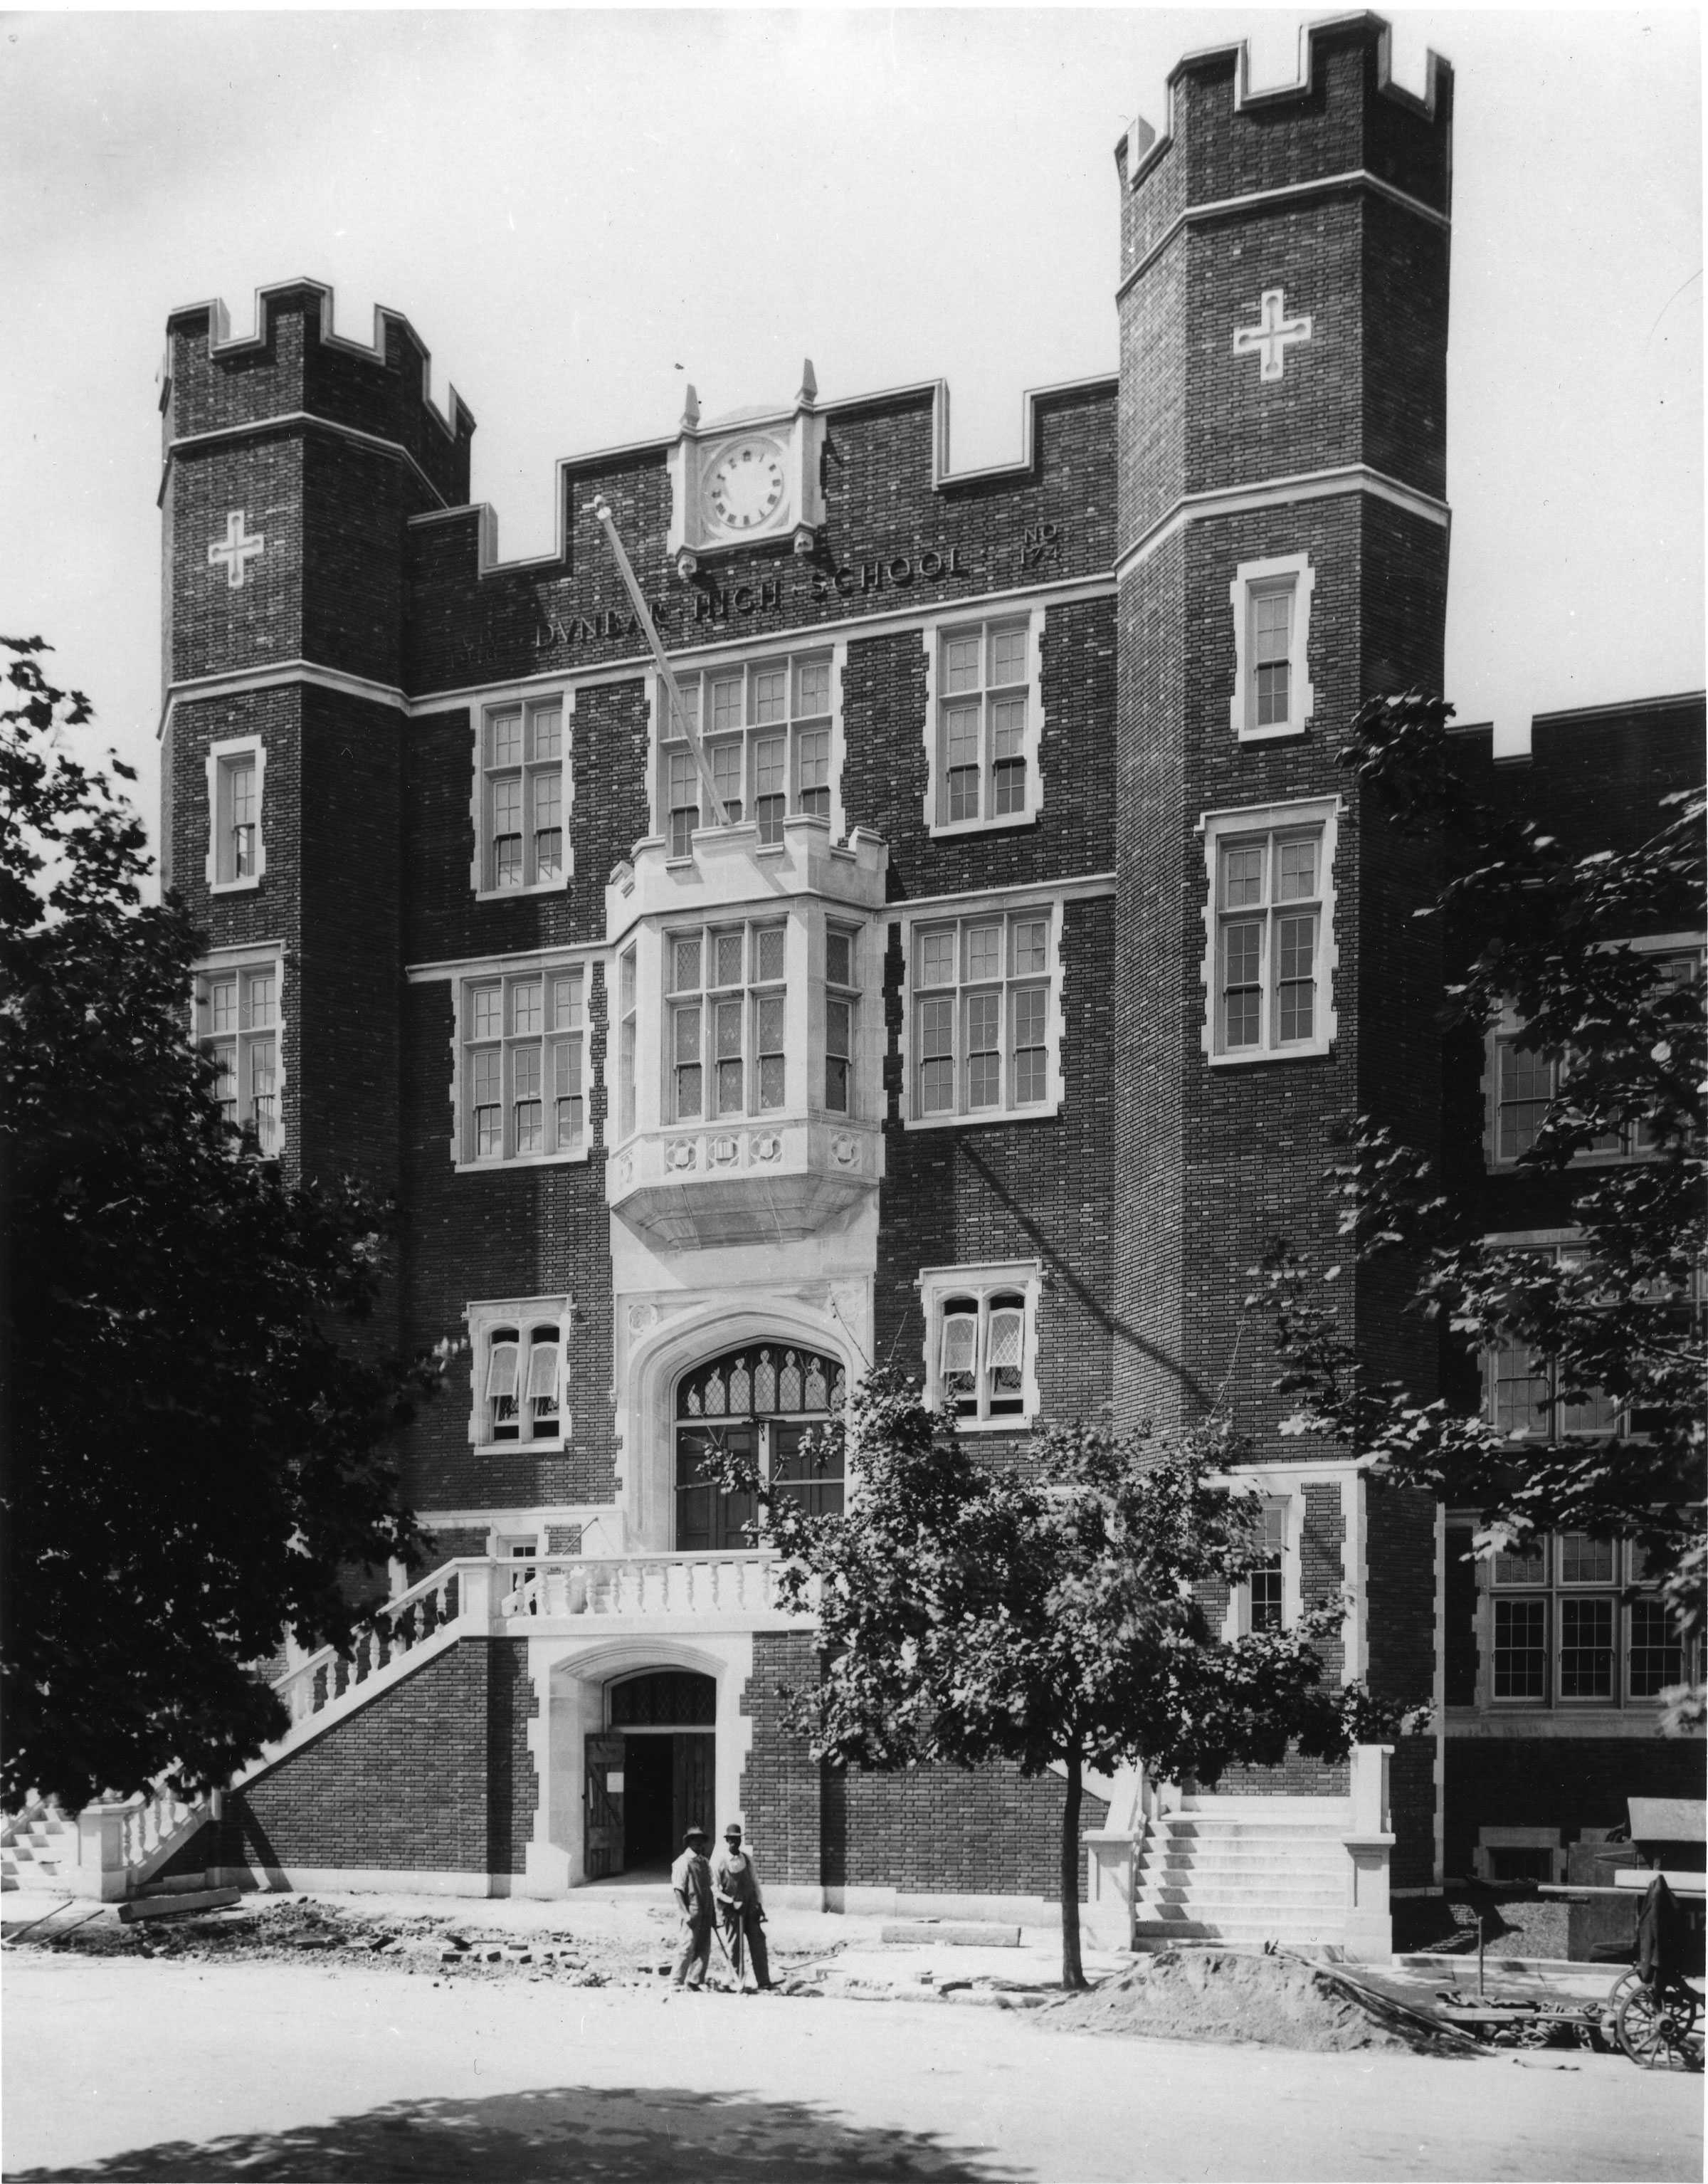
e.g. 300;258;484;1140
1616;1980;1701;2070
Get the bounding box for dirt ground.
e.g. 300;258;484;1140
5;1943;1702;2180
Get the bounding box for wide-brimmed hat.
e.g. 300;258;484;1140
682;1825;709;1842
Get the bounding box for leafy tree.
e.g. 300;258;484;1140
1;639;443;1812
708;1370;1406;1988
1257;691;1706;1725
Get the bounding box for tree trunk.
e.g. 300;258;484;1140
1060;1741;1087;1990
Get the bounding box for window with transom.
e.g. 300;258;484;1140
195;955;282;1155
1202;802;1337;1062
919;1264;1040;1428
659;654;834;855
910;908;1055;1125
477;696;568;894
468;1301;569;1449
206;737;265;892
666;922;789;1123
1229;554;1314;741
461;967;587;1164
674;1344;847;1551
925;614;1040;834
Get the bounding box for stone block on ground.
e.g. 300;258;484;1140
879;1921;1021;1947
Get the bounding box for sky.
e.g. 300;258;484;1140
2;7;1701;863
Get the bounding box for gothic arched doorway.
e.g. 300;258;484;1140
585;1669;718;1879
673;1343;847;1552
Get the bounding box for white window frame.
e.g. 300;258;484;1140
918;1261;1043;1432
650;645;845;856
1218;1486;1307;1641
452;959;594;1172
899;893;1066;1128
1228;552;1315;742
1474;1528;1685;1712
1485;935;1704;1167
466;1298;571;1451
191;945;285;1157
1198;796;1340;1064
663;918;791;1125
1474;1828;1566;1885
205;735;266;893
922;607;1045;837
470;690;572;900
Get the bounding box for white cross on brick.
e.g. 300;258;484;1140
1233;290;1314;382
209;510;265;589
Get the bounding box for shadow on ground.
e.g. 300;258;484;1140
3;2082;1023;2182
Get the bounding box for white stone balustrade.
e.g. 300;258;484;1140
71;1786;213;1900
498;1550;791;1621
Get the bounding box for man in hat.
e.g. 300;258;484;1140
669;1825;715;1991
712;1820;774;1991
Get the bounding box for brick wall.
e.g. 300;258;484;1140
1444;1736;1707;1882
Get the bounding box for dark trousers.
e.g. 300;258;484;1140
673;1916;712;1988
722;1906;771;1988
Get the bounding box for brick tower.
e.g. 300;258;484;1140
1112;18;1453;1882
159;285;474;1340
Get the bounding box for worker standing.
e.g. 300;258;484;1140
669;1825;715;1993
712;1821;774;1991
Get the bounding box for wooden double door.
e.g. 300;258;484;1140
584;1672;717;1880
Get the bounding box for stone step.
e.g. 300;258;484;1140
1137;1877;1345;1905
1132;1918;1344;1944
1154;1822;1348;1842
1142;1842;1346;1863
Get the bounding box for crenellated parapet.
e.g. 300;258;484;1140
162;278;474;510
1114;12;1453;289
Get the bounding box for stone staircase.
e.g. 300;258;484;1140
1131;1807;1351;1948
2;1802;78;1893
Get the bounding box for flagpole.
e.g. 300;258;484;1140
589;495;729;827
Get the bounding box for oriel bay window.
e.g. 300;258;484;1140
674;1345;847;1551
826;925;858;1114
659;653;835;854
463;967;587;1163
668;921;787;1122
478;696;567;894
910;907;1056;1123
196;956;282;1153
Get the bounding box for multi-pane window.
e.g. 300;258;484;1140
1486;1246;1620;1440
196;960;280;1154
472;1313;566;1447
826;925;858;1115
1485;1531;1678;1706
617;947;638;1143
937;1291;1028;1422
912;910;1053;1123
674;1345;848;1551
1215;826;1324;1056
1250;583;1294;730
209;742;264;888
480;698;566;892
667;922;787;1122
1493;954;1702;1162
660;655;833;854
934;619;1030;828
463;968;586;1162
1248;1501;1287;1631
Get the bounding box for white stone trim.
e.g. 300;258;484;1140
406;940;608;985
465;1296;574;1453
204;733;265;892
1197;794;1341;1065
1115;464;1449;582
897;892;1068;1129
1216;1461;1357;1673
1228;552;1315;741
161;411;450;518
1117;168;1452;295
920;604;1045;839
159;661;406;742
916;1260;1043;1432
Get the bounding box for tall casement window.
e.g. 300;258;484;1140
919;1263;1041;1429
460;966;588;1165
617;946;638;1143
1201;799;1339;1064
825;924;859;1115
1228;554;1314;741
658;653;836;854
474;695;569;896
1485;1242;1622;1442
923;610;1044;835
666;921;787;1122
674;1344;847;1551
468;1301;569;1449
1248;1501;1288;1630
1490;947;1702;1164
1462;1529;1691;1708
907;905;1059;1125
194;954;283;1154
205;736;266;891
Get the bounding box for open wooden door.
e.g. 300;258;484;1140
584;1732;626;1879
672;1733;715;1847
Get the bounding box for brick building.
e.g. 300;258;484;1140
137;14;1700;1950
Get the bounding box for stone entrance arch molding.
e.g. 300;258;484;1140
522;1632;756;1896
616;1291;858;1552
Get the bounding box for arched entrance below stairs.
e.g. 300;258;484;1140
584;1669;716;1879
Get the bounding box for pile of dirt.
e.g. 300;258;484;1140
1040;1949;1464;2054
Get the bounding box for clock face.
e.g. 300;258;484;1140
704;440;787;534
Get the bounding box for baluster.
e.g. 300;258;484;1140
312;1663;328;1715
445;1573;460;1622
